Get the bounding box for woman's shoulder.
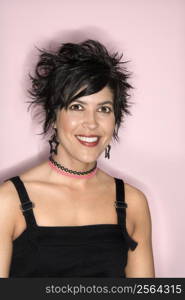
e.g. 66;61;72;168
98;169;150;222
98;169;147;198
99;170;151;232
19;160;49;182
97;169;149;208
0;178;22;238
0;160;47;203
0;176;19;201
124;181;148;204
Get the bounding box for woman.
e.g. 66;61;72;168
0;39;155;277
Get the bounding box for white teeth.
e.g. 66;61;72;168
76;136;99;143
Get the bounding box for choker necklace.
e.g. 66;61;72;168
48;155;98;179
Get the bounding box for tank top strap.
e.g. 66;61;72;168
114;178;127;227
114;177;138;251
6;176;37;228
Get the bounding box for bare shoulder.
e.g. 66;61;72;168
0;178;23;213
124;182;148;207
0;180;20;238
0;179;19;207
124;182;151;227
98;170;151;221
0;160;46;206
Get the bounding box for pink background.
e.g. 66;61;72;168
0;0;185;277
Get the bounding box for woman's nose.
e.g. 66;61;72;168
82;111;99;129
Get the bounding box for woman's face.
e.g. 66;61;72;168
54;85;115;164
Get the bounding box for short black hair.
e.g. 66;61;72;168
27;39;134;142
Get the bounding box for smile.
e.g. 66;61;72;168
75;135;100;147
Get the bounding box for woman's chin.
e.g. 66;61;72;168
78;158;97;165
76;154;99;165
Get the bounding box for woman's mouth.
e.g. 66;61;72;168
75;135;100;147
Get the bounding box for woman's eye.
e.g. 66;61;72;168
69;104;83;111
99;106;112;113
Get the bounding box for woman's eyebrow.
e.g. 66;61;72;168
72;100;113;106
98;101;114;106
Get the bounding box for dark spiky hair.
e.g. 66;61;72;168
27;39;134;141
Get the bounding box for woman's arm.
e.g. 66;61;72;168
0;182;15;278
125;186;155;278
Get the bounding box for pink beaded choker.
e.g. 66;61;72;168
48;155;98;179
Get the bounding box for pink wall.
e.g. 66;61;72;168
0;0;185;277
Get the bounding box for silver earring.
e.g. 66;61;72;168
105;144;111;159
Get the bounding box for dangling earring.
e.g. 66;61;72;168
105;144;111;159
48;128;59;155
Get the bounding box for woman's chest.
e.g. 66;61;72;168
32;183;117;226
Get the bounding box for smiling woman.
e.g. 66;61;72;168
0;39;155;278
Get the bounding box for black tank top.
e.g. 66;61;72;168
7;176;138;277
